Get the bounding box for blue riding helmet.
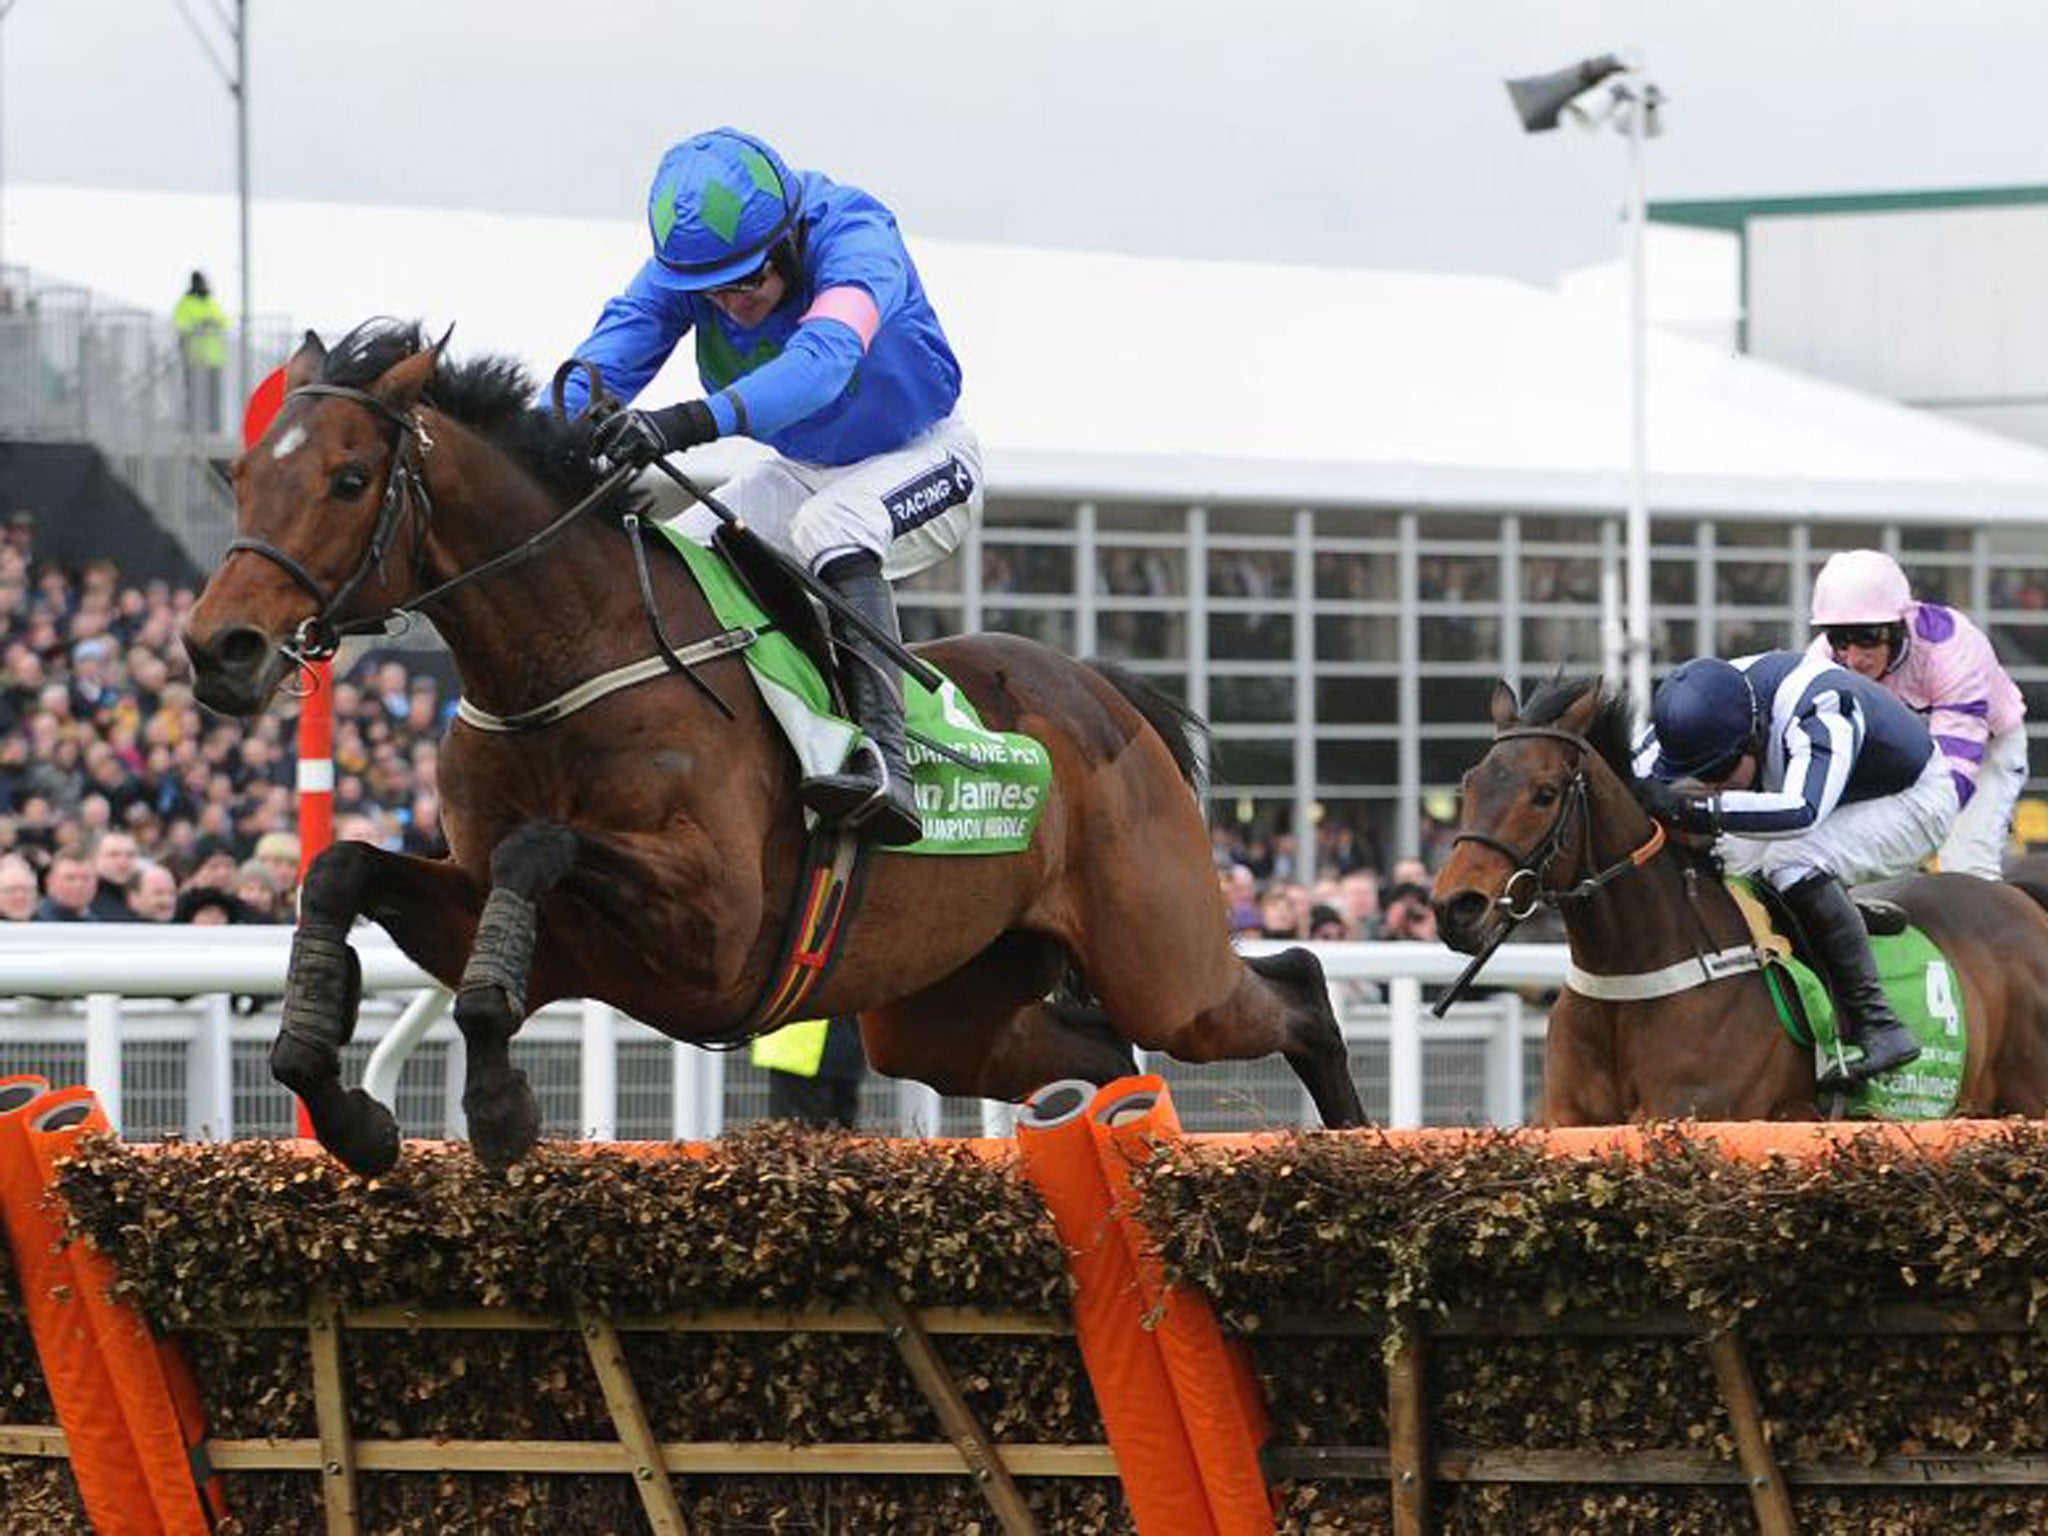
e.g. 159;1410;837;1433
644;128;803;292
1649;658;1760;783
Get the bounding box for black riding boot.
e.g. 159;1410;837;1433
799;555;923;847
1782;872;1921;1085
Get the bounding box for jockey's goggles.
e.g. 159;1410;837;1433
1822;623;1898;651
707;260;775;297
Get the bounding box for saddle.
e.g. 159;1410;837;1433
1726;877;1964;1120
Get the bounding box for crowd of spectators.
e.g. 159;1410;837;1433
0;519;452;925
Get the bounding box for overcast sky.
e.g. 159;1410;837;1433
13;0;2048;288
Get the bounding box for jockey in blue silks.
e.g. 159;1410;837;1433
555;128;982;846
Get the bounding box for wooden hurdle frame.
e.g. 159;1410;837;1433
7;1096;2048;1535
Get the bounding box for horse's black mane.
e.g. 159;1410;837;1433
321;319;627;514
1517;675;1639;782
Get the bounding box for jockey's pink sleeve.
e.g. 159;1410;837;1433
801;286;882;350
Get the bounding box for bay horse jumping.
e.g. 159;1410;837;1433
181;323;1363;1173
1430;677;2048;1124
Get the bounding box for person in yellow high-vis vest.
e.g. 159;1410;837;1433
172;270;227;435
749;1015;866;1128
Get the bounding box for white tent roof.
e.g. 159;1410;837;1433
18;183;2048;522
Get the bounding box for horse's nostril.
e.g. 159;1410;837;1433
214;626;273;672
1444;891;1488;933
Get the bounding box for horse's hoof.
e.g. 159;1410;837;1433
464;1070;541;1172
323;1089;402;1178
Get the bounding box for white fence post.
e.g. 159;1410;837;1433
1386;976;1424;1129
190;993;234;1140
1488;993;1528;1126
84;993;122;1132
580;1000;617;1141
896;1079;943;1137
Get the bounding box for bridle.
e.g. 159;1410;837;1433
224;383;438;664
1451;726;1667;921
224;381;633;668
1429;723;1670;1018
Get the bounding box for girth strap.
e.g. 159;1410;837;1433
1565;943;1764;1002
455;627;758;733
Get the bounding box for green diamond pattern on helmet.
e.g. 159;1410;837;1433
650;181;680;248
735;143;782;199
698;180;743;245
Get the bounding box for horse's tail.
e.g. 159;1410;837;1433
1086;657;1210;794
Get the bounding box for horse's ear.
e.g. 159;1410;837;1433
1557;684;1601;737
285;331;326;391
371;332;443;413
1489;679;1520;732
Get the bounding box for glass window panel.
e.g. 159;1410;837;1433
1096;610;1185;660
1988;527;2048;556
900;605;963;645
1314;508;1399;539
1138;672;1189;707
1988;567;2048;611
1207;549;1294;599
1209;612;1293;661
1897;527;1971;552
1096;545;1184;597
1208;506;1293;535
1714;560;1789;607
1419;615;1498;663
1521;556;1601;604
1715;618;1791;656
1315;551;1394;601
982;545;1074;595
1418;676;1504;727
1417;555;1499;602
1810;523;1888;552
1900;563;1969;606
1423;735;1491;785
984;498;1073;531
1319;738;1399;787
1418;513;1502;540
1719;522;1792;548
1994;623;2048;669
1317;614;1397;662
1210;675;1297;724
984;607;1074;650
1522;615;1603;668
1658;618;1699;659
1519;515;1603;544
1213;736;1295;786
1315;674;1398;723
1095;502;1188;534
896;562;961;597
1652;559;1697;604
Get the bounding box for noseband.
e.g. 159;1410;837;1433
1452;725;1666;919
224;382;436;662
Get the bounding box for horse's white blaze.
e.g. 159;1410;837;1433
271;424;308;460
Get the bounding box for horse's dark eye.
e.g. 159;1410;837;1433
331;466;372;500
1530;785;1558;808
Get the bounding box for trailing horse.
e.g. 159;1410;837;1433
1430;677;2048;1124
181;323;1364;1172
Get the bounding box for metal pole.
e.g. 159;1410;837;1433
234;0;251;409
1622;77;1653;720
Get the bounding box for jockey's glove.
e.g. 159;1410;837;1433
591;400;717;467
1635;778;1721;835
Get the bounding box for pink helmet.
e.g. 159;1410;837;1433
1810;549;1912;627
